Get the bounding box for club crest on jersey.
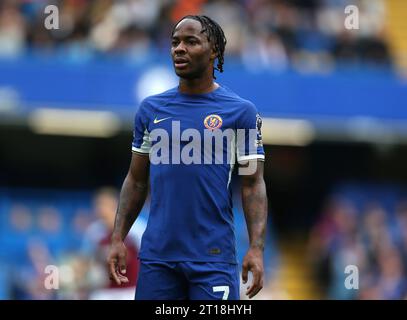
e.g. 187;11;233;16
204;114;223;130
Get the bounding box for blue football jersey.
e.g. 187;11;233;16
132;85;265;264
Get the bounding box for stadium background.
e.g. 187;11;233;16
1;0;407;299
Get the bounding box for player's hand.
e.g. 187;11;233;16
242;247;264;299
107;240;129;285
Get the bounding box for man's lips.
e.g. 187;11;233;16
174;57;189;69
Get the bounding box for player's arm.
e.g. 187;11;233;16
108;152;150;285
240;160;268;298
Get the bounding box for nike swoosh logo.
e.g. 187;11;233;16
153;117;172;124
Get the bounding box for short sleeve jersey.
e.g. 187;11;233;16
132;85;264;264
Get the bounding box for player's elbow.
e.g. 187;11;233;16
125;172;149;192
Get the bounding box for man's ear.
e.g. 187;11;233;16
210;45;218;61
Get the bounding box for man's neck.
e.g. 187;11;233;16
178;77;219;95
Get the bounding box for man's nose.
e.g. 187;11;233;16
174;41;187;54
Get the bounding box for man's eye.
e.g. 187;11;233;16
188;40;197;45
172;41;179;47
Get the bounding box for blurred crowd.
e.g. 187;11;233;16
0;187;147;300
309;185;407;299
0;0;392;72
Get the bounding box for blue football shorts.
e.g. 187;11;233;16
135;260;240;300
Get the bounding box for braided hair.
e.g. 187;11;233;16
172;15;227;79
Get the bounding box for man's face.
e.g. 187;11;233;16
171;19;215;79
94;194;117;230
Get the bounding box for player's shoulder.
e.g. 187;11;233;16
218;85;257;112
140;87;178;108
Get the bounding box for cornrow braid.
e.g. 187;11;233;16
172;15;227;79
